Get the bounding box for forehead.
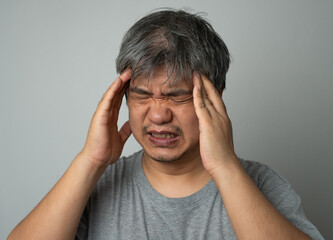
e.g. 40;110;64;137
130;67;193;91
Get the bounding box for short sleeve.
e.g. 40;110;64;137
242;160;324;240
75;200;89;240
265;183;323;240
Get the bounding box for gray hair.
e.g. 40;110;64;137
116;9;230;91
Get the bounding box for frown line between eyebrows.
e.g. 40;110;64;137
129;86;193;97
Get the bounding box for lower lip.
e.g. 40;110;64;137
148;134;179;147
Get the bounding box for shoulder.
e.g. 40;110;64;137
107;150;143;173
239;158;290;195
239;158;303;218
239;159;324;239
95;150;143;189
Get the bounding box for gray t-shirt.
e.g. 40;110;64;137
76;150;323;240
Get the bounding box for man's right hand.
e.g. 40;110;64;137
7;69;133;240
81;69;132;168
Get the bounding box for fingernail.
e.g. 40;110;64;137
196;82;201;91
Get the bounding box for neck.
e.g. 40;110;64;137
142;151;211;198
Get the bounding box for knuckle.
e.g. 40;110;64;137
205;98;213;106
199;102;206;109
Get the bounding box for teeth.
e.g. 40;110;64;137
151;133;176;138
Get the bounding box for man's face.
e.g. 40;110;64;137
127;67;200;163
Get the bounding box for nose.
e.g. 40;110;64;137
147;99;173;125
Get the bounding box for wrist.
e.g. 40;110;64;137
209;154;242;181
74;152;109;182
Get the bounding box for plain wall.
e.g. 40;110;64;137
1;0;332;239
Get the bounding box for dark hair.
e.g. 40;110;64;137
116;9;230;90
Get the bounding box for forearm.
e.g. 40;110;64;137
8;153;106;240
212;157;310;240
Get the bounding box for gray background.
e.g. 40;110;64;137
1;0;332;239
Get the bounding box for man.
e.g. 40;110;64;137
8;10;323;240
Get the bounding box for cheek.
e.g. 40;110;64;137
128;103;138;131
180;104;198;121
176;106;200;133
128;102;147;136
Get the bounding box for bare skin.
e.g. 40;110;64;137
192;72;310;240
7;69;132;240
8;68;310;240
127;68;212;198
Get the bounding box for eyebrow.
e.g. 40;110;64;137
129;86;153;95
129;86;192;96
163;89;192;97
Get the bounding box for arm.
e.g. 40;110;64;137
7;69;132;240
192;73;311;240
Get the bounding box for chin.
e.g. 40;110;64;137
143;150;179;163
150;154;182;163
143;147;194;163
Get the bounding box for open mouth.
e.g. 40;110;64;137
147;131;180;147
150;132;177;139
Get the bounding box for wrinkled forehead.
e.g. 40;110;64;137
130;66;193;91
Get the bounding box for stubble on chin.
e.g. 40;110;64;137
150;154;183;163
142;142;200;164
142;150;181;163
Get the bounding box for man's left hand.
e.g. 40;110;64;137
192;72;238;177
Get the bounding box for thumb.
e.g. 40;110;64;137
119;121;132;144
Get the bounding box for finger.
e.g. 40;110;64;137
108;79;130;125
113;71;131;109
97;69;132;114
116;80;130;110
200;75;228;115
119;121;132;144
197;74;216;113
193;72;212;119
106;69;131;107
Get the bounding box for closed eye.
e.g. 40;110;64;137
169;95;193;104
128;86;193;104
128;93;151;101
128;87;152;101
164;90;193;104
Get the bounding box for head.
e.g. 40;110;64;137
116;9;230;91
116;9;230;163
